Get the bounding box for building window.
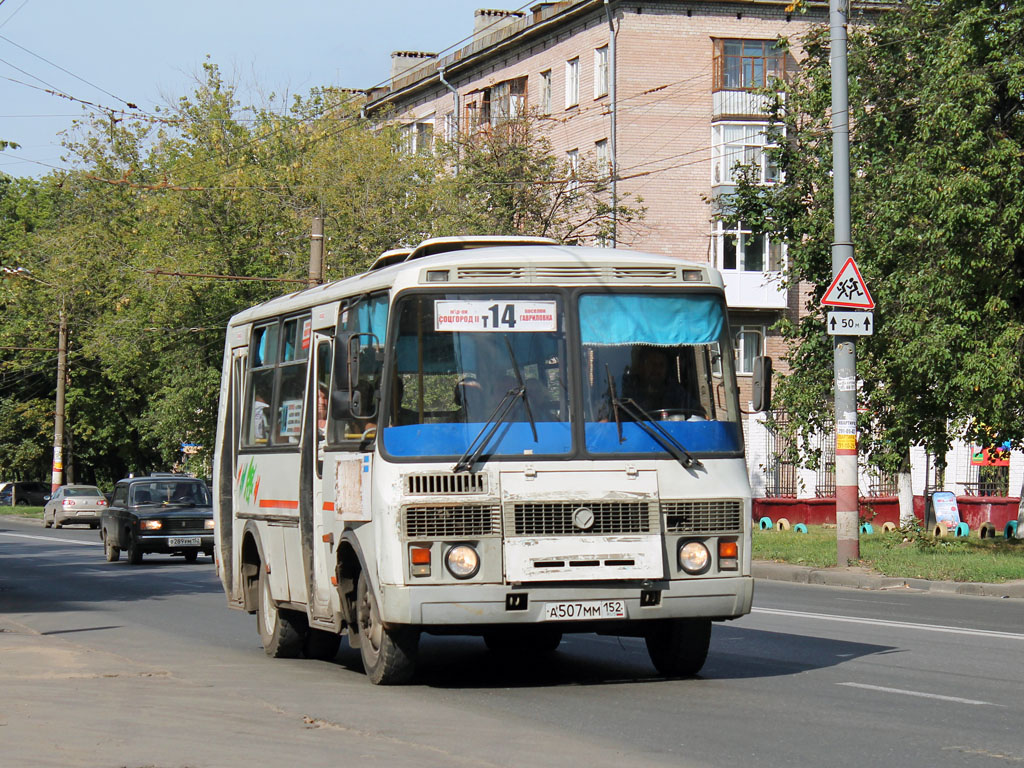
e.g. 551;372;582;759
566;148;579;193
712;122;779;185
734;325;763;375
402;120;434;154
539;69;552;115
595;138;609;177
444;111;456;141
565;57;580;108
714;220;784;273
488;77;527;123
594;46;609;98
712;39;786;92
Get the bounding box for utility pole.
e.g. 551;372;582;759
51;301;68;492
307;215;324;288
830;0;859;563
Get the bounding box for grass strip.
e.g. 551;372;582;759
754;525;1024;583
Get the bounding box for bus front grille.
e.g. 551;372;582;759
509;501;656;536
405;472;487;495
404;504;502;538
662;500;743;533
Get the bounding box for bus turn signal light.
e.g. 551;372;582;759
719;540;738;570
410;547;431;577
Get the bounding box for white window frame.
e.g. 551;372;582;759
565;57;580;109
595;138;609;177
402;119;434;155
713;219;785;274
711;122;780;185
566;148;579;193
594;46;609;98
539;69;552;115
734;326;764;375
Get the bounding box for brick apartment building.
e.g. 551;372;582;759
360;0;1024;515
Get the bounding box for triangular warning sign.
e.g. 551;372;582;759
821;257;874;309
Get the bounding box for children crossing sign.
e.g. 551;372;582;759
821;257;874;309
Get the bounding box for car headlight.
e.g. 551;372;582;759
140;519;163;531
678;541;710;574
204;519;215;529
445;545;480;579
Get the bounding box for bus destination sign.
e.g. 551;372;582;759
434;300;558;332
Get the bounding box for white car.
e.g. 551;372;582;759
43;485;107;529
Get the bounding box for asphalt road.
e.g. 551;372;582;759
2;516;1022;768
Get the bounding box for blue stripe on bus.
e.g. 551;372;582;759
381;420;741;457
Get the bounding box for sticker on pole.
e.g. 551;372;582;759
821;257;874;309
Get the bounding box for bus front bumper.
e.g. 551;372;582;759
378;575;754;628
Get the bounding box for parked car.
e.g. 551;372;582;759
0;481;50;506
43;485;107;529
100;475;214;564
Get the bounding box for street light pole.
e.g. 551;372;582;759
52;299;68;492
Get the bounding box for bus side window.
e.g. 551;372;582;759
328;293;388;448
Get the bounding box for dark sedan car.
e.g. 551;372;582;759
0;481;50;506
100;475;214;564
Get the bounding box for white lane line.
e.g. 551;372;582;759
0;532;99;546
838;682;1000;707
752;607;1024;641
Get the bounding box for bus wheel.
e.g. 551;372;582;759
644;618;711;678
257;569;304;658
356;572;417;685
304;629;342;661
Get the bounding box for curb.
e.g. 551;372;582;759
753;560;1024;599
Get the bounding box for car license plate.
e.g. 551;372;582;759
542;599;627;621
168;537;201;547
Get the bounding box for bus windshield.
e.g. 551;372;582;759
578;292;742;456
381;290;742;460
382;292;571;459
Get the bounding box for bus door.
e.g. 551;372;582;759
308;333;337;619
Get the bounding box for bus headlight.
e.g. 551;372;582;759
445;545;480;579
678;541;710;574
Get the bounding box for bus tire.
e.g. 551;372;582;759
644;618;712;678
356;572;417;685
304;629;342;661
257;569;304;659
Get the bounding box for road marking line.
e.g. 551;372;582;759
752;607;1024;641
838;682;1000;707
0;532;99;546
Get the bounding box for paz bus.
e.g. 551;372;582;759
212;236;770;684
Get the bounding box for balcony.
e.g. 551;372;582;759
713;90;773;120
721;269;787;310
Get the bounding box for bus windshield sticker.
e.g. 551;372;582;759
434;300;557;332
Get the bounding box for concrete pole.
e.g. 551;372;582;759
51;301;67;493
307;215;324;288
604;0;618;246
830;0;859;563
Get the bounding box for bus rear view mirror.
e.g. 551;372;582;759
752;356;772;412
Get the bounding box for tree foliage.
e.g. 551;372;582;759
724;0;1024;476
0;63;641;485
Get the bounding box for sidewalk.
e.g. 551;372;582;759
753;560;1024;599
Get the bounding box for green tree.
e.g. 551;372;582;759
723;0;1024;521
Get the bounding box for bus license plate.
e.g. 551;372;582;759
168;537;201;547
542;600;626;621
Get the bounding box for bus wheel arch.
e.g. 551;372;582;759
240;526;263;613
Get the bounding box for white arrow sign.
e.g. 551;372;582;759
827;311;874;336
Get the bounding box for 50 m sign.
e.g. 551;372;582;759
434;300;558;332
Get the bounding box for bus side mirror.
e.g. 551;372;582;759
752;356;772;412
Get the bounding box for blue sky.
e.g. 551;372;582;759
0;0;521;176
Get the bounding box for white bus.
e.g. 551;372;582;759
213;236;770;684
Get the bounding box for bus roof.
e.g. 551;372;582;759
227;241;722;327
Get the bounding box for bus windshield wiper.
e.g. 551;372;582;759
604;379;702;470
504;337;537;442
453;385;528;473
